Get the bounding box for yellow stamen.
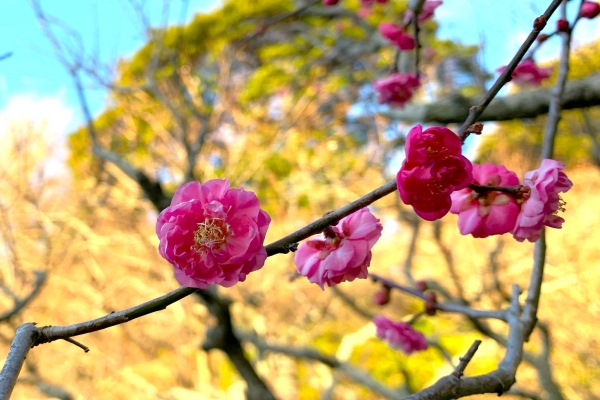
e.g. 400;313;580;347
192;217;230;253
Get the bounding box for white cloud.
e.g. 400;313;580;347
0;95;74;182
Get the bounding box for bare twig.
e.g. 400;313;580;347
452;340;482;378
523;0;572;340
369;273;507;321
61;338;89;353
237;330;406;400
0;271;47;322
265;180;397;256
457;0;563;140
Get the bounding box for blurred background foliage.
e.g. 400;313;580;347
2;0;600;399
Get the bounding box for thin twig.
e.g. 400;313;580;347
370;273;507;321
265;180;397;256
452;340;482;378
457;0;563;140
61;338;89;353
0;271;47;322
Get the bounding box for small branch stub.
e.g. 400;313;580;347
453;340;483;379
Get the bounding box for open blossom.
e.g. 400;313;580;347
374;316;428;355
294;208;383;289
373;73;420;108
580;1;600;19
404;0;443;24
397;125;473;221
156;179;271;289
450;164;520;238
497;59;553;86
379;23;415;51
513;159;573;242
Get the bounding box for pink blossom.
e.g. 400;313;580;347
372;73;420;108
397;125;473;221
379;23;415;51
322;0;339;5
580;1;600;19
513;159;573;242
156;179;271;288
497;59;553;86
450;164;520;238
373;315;428;355
404;1;443;24
294;208;383;289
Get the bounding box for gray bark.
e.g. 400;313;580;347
383;74;600;124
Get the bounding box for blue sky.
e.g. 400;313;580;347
1;0;598;132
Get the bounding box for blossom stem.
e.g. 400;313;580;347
468;183;528;198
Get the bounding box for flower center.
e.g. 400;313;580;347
192;217;230;252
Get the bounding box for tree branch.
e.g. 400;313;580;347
382;73;600;124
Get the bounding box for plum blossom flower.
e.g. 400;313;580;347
379;23;415;51
322;0;339;5
156;179;271;288
373;315;428;355
580;1;600;19
513;159;573;242
397;125;473;221
373;73;420;108
404;0;443;24
450;164;520;238
497;59;553;86
294;208;383;289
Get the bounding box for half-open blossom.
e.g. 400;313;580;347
156;179;271;288
373;74;420;108
379;23;415;51
580;1;600;19
497;59;553;86
450;164;520;238
397;125;473;221
373;315;428;355
294;208;383;289
513;159;573;242
404;0;443;24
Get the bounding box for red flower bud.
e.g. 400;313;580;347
537;33;549;43
425;292;437;316
533;16;546;30
415;281;428;292
557;19;569;32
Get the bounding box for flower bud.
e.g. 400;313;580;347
556;19;569;32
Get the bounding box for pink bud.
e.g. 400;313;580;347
557;19;569;32
374;288;391;306
322;0;339;5
537;33;550;43
580;1;600;19
425;292;437;316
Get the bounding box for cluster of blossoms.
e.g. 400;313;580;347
153;0;579;360
372;1;442;108
396;126;573;241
